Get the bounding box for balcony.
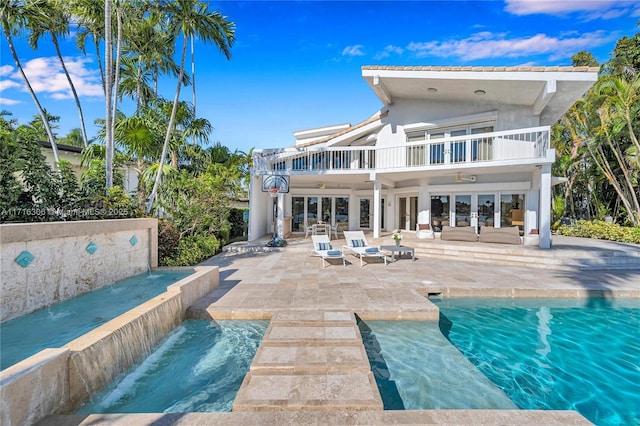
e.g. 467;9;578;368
252;126;550;175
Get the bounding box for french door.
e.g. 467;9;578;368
398;196;418;231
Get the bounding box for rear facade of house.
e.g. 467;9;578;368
248;65;599;248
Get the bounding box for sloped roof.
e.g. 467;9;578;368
294;110;388;148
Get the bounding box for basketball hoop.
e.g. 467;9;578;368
267;187;280;198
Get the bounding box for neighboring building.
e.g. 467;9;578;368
40;141;138;195
249;66;599;248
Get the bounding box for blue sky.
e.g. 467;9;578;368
1;0;638;153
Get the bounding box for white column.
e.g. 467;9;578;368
373;181;382;238
539;164;552;248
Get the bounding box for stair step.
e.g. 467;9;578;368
250;344;370;373
232;371;383;411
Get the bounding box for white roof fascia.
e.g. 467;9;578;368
293;123;351;140
322;119;385;148
362;69;598;83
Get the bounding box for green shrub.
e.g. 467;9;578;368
162;233;220;267
229;208;248;240
557;220;640;244
158;220;180;264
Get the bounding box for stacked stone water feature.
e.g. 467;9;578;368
233;310;383;411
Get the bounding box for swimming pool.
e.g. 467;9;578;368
77;319;268;413
362;298;639;425
0;269;192;370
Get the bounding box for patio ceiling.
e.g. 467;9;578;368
288;163;541;191
361;66;598;126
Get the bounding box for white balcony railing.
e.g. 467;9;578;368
253;126;550;174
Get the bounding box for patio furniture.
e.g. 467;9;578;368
440;225;478;242
417;223;434;239
342;231;388;267
312;224;332;239
479;225;522;245
381;244;415;262
304;221;314;238
311;235;346;267
416;211;435;239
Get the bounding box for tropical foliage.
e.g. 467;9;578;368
0;0;247;265
552;28;640;231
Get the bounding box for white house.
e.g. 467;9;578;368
40;142;139;195
248;65;599;248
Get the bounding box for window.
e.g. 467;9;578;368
406;131;426;142
471;126;494;161
449;129;467;163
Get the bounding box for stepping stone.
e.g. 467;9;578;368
261;324;362;345
232;371;383;411
251;344;370;373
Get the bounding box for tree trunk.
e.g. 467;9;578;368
191;34;196;145
110;7;122;159
147;35;188;212
52;33;89;148
95;38;106;95
2;22;61;167
104;0;113;188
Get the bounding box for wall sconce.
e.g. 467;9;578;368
474;89;486;96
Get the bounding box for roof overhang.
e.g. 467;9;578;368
362;66;599;125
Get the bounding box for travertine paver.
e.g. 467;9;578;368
233;311;383;412
41;410;593;425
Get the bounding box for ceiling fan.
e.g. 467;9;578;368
455;173;476;183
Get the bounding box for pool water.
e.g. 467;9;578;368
359;319;517;410
434;298;640;425
77;319;268;413
0;269;192;370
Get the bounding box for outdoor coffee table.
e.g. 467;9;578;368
381;245;415;262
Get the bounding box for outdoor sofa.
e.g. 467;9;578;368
440;225;478;242
478;225;522;245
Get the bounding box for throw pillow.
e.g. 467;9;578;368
317;242;332;251
327;250;341;256
418;224;430;230
365;247;379;253
350;239;366;247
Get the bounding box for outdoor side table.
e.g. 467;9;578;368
381;245;415;262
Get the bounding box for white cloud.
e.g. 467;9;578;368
504;0;638;19
342;45;365;57
406;30;616;61
0;97;21;106
5;56;103;100
0;65;14;76
373;45;404;60
0;79;21;91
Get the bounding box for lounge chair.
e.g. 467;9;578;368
416;211;435;239
311;235;346;267
342;231;388;267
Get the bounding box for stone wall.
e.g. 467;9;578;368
0;219;158;322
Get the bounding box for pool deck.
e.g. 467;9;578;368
40;234;639;425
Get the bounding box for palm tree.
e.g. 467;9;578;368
70;0;106;93
28;0;89;147
1;0;61;166
593;75;640;225
104;0;113;187
147;0;235;211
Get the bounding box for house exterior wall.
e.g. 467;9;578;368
41;146;139;195
374;98;540;149
249;68;597;248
